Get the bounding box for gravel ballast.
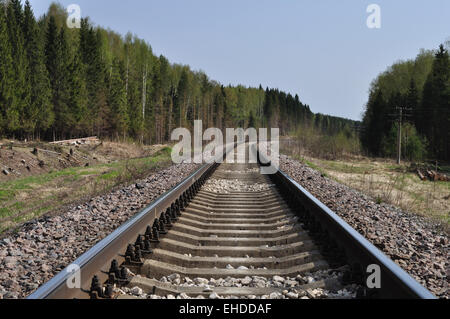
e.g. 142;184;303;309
120;269;359;299
203;178;275;193
0;162;198;299
118;165;360;300
1;154;447;299
279;155;448;298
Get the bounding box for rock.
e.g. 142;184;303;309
306;288;323;299
284;280;297;287
53;233;64;240
4;257;17;266
226;264;234;269
241;277;252;285
286;292;299;299
194;278;209;285
135;183;145;190
167;274;180;281
41;264;52;272
269;292;282;299
273;275;285;283
209;292;219;299
130;287;143;296
306;276;315;284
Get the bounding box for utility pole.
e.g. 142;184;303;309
397;107;402;165
393;107;413;165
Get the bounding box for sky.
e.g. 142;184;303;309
29;0;450;121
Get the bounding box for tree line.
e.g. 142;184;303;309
361;44;449;161
0;1;355;144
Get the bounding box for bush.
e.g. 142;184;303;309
292;125;361;160
381;123;427;161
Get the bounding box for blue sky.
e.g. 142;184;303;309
29;0;449;120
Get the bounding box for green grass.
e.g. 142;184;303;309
0;148;173;233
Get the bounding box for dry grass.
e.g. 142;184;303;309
283;149;450;226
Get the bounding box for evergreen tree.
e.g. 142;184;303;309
79;18;105;132
421;45;450;160
127;79;142;139
362;89;387;155
174;69;190;127
67;51;88;135
45;17;70;139
6;0;29;135
109;58;129;139
23;0;53;138
0;2;15;134
405;79;420;132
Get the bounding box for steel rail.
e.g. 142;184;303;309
28;143;237;299
28;143;436;299
255;144;436;299
27;161;217;299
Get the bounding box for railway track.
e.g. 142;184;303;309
28;145;436;299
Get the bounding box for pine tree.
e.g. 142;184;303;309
79;18;105;132
405;79;420;133
127;80;142;139
109;58;129;139
0;2;15;135
23;0;53;138
362;89;388;155
45;17;70;139
67;51;88;136
421;45;450;160
174;68;190;128
6;0;30;135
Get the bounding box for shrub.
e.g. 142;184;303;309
381;123;427;161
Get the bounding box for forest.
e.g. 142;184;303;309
0;1;356;145
361;44;449;162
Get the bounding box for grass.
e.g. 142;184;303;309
0;147;173;234
283;148;450;227
314;158;449;226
